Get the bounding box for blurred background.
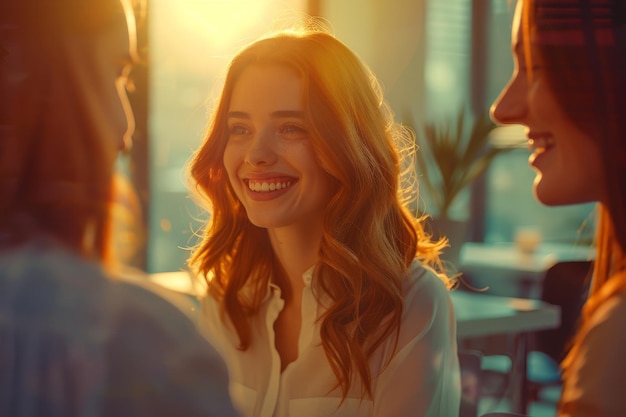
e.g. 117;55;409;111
117;0;596;274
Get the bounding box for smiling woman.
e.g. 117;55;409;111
490;0;626;415
186;23;460;417
223;64;334;230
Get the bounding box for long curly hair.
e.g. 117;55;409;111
520;0;626;377
188;24;450;398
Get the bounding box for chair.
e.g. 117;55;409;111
481;260;592;403
459;350;483;417
527;260;591;401
535;261;591;361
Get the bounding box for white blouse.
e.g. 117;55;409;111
198;260;461;417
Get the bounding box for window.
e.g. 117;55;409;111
136;0;594;273
147;0;307;272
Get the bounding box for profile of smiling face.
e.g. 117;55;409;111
490;0;607;207
223;64;335;232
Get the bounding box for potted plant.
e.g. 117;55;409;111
404;108;515;265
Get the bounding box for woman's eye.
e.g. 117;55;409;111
229;124;250;136
279;124;308;139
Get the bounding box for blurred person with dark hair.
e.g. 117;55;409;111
0;1;238;415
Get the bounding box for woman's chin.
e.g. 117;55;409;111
533;176;563;206
533;177;596;207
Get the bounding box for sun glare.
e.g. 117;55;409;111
178;1;266;48
152;0;306;76
170;0;306;51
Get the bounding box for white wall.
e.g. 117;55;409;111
323;0;427;126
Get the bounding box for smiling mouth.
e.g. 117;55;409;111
246;179;294;192
528;136;555;152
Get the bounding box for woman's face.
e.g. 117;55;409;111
112;4;138;153
490;1;606;206
223;64;335;232
65;0;138;154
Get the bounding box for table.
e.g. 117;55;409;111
149;270;199;294
452;290;561;414
460;242;594;298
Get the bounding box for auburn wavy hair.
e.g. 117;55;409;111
521;0;626;377
188;24;450;398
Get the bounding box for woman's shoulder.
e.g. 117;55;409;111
0;241;112;323
0;240;237;416
561;289;626;412
376;260;456;363
0;240;201;341
398;260;455;335
585;290;626;339
572;289;626;377
403;260;452;305
114;270;199;322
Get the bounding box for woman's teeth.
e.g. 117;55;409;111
248;180;292;192
528;136;555;151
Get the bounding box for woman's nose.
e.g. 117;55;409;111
244;128;277;166
116;75;135;152
490;76;527;126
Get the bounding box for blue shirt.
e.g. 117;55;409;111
0;239;240;417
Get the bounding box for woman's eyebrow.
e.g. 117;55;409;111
271;110;304;118
227;111;250;119
226;110;304;119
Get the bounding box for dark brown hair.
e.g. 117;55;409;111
0;0;141;263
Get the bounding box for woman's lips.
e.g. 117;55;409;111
528;134;555;152
528;134;555;169
246;178;294;192
242;177;298;201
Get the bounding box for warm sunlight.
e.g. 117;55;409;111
152;0;307;74
175;0;268;48
157;0;307;53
